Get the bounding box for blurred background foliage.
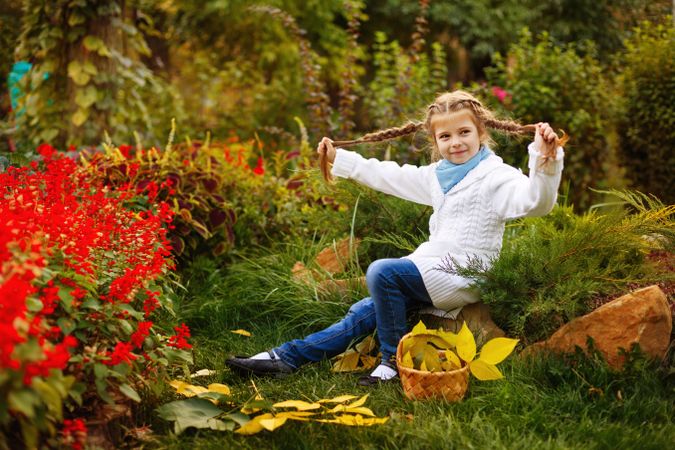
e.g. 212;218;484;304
0;0;673;206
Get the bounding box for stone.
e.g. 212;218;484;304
522;285;672;369
418;303;506;347
314;237;360;274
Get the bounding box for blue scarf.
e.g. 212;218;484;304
435;146;492;194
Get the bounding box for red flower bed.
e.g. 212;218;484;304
0;145;191;446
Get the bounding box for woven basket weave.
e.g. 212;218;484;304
396;332;470;402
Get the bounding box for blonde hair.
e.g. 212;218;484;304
320;90;568;181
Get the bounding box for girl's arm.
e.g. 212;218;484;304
490;123;564;219
317;137;434;206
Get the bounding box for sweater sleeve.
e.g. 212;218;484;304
330;148;434;206
490;143;564;220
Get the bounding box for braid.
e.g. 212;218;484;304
484;118;536;136
332;121;423;147
320;121;423;182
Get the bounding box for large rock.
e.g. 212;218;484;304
523;285;672;368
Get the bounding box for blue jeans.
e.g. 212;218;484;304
274;258;432;369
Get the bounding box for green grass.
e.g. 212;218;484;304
145;250;675;450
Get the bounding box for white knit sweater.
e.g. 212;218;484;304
331;143;564;319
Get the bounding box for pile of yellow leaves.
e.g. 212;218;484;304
331;334;379;372
399;321;519;381
159;379;388;436
236;394;388;435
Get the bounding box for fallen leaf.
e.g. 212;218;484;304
273;400;322;411
169;380;208;397
191;369;217;377
230;329;252;337
206;383;231;396
318;395;358;404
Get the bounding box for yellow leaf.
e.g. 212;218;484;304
420;360;427;371
401;351;413;368
355;335;376;353
422;345;441;372
469;360;503;381
359;354;378;370
259;416;288;431
71;108;89;127
169;380;208;397
332;351;361;372
410;321;427;335
275;411;316;421
273;400;321;411
456;322;476;363
438;330;458;347
401;335;427;360
444;350;461;369
235;413;273;435
230;329;252;337
317;414;389;426
345;394;369;409
341;407;375;417
318;395;358;404
478;337;519;365
427;335;454;349
206;383;231;396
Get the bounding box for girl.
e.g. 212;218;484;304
226;90;565;386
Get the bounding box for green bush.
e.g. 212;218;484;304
616;21;675;205
486;30;612;209
441;190;674;343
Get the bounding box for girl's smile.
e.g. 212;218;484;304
430;110;483;164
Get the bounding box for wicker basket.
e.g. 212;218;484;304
396;332;470;402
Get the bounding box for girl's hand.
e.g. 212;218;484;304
534;122;558;159
317;137;336;164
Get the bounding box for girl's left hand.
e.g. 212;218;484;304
534;122;558;159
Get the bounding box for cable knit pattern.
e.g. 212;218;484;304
331;143;564;319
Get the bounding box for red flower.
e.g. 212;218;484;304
61;418;87;450
104;342;138;366
252;157;265;176
130;321;153;348
168;323;192;349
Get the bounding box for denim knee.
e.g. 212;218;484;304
365;259;395;292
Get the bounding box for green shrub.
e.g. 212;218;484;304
486;30;613;209
616;21;675;205
441;190;674;343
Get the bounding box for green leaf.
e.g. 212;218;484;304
32;379;63;419
72;108;89;127
156;398;225;435
75;86;98;108
68;11;86;27
67;61;90;85
26;297;43;313
57;317;76;335
83;35;103;51
119;383;141;402
8;390;39;418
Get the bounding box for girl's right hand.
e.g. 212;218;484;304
534;122;558;159
317;137;336;164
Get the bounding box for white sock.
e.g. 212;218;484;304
250;350;278;360
369;364;397;380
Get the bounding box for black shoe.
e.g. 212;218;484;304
357;374;399;387
225;351;295;378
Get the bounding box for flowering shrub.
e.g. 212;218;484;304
83;133;344;262
0;145;191;447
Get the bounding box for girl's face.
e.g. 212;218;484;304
431;110;482;164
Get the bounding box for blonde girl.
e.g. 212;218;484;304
226;90;565;386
